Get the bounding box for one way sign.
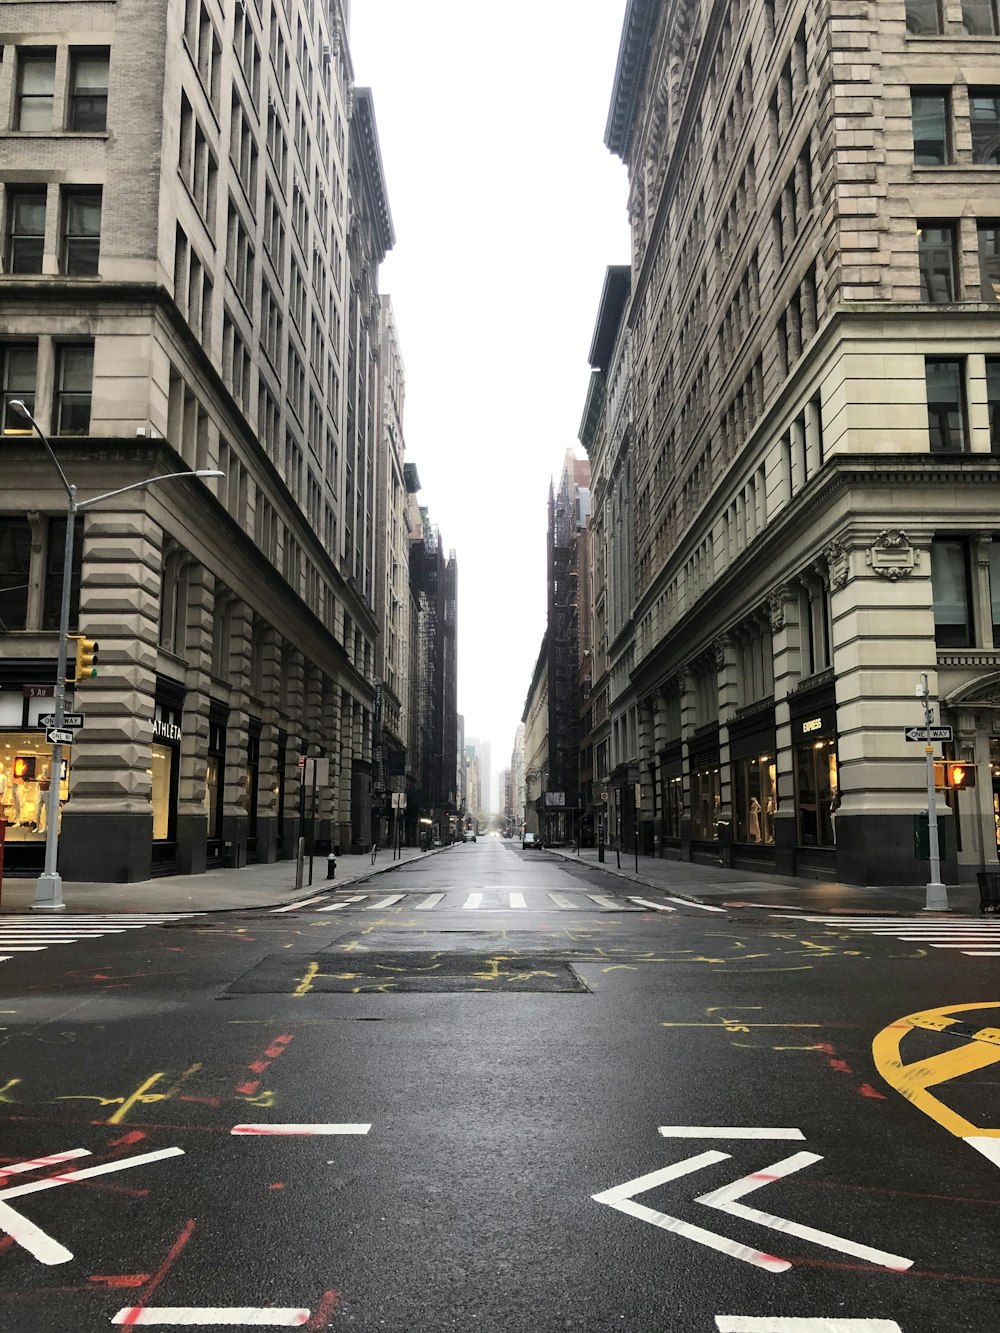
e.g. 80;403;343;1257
903;725;953;742
38;712;85;729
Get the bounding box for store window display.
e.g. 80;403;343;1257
734;753;777;844
691;762;721;840
0;736;69;841
795;736;838;847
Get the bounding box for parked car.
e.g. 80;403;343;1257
522;832;541;850
463;829;476;842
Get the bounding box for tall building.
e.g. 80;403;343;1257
511;722;526;834
521;635;549;838
0;0;396;880
593;0;1000;884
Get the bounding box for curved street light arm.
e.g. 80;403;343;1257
77;469;224;509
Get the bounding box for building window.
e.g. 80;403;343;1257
0;742;69;840
978;221;1000;300
987;357;1000;451
963;1;1000;34
970;90;1000;164
54;344;94;435
1;343;37;432
42;516;83;630
0;517;32;631
16;50;56;130
906;0;942;32
690;761;720;841
912;90;950;164
733;753;778;845
68;50;109;131
60;189;102;276
918;222;957;301
932;539;973;647
794;736;838;848
5;187;46;274
925;358;968;451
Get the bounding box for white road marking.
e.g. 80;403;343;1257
231;1123;370;1135
628;897;676;912
0;1198;73;1265
715;1320;903;1332
0;1150;90;1176
414;893;446;909
966;1136;1000;1168
587;894;632;910
696;1151;913;1272
0;1147;184;1202
316;895;367;911
593;1150;789;1272
659;1127;806;1140
269;895;330;913
962;950;1000;956
508;892;527;910
365;894;404;910
111;1310;312;1326
664;896;727;913
547;892;577;909
0;947;48;952
462;893;484;909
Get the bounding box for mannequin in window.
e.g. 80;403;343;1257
830;786;841;843
748;796;761;842
765;794;775;844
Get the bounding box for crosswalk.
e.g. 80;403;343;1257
0;914;200;964
804;915;1000;957
271;890;681;915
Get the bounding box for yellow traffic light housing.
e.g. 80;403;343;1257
74;635;99;682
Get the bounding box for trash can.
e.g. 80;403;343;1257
977;870;1000;914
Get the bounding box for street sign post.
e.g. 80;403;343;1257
38;712;84;730
46;728;73;745
904;724;952;742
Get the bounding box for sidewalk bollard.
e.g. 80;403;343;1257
326;852;337;879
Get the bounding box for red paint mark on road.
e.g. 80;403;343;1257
247;1060;270;1074
0;1236;14;1254
88;1274;150;1288
268;1182;285;1190
305;1289;341;1328
857;1082;887;1099
828;1058;854;1074
108;1131;147;1148
235;1080;261;1096
179;1095;223;1106
789;1255;1000;1285
120;1218;196;1326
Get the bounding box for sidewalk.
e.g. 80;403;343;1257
543;844;985;916
0;843;452;915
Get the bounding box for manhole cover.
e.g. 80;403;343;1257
227;951;589;994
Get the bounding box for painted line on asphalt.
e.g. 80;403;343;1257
414;893;446;909
0;947;49;952
0;1148;184;1202
628;897;676;912
462;893;484;909
316;896;368;911
269;896;330;914
696;1151;913;1271
365;894;404;910
664;896;727;913
231;1124;370;1135
962;950;1000;956
0;1198;73;1265
0;1150;90;1177
715;1320;903;1332
111;1310;311;1326
588;894;634;910
548;892;578;910
659;1127;806;1140
509;892;527;910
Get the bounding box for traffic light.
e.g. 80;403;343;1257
948;762;976;790
74;636;99;683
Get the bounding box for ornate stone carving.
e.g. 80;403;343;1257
824;540;850;591
768;590;787;631
866;529;917;581
712;637;728;670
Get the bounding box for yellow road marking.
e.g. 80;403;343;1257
107;1073;165;1125
293;962;319;997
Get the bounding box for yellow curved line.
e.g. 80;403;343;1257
872;1001;1000;1140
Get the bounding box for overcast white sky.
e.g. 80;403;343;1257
349;1;631;809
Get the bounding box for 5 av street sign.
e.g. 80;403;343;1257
38;712;85;729
903;725;952;742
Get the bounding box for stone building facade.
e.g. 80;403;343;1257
591;0;1000;883
0;0;398;881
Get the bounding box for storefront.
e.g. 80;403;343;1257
791;697;839;861
245;720;261;863
151;685;183;871
689;732;721;854
730;712;778;866
205;706;227;866
0;677;71;873
658;743;683;853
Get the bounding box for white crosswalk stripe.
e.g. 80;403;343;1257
0;914;201;964
803;915;1000;956
279;891;672;914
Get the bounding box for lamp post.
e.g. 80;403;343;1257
10;399;222;912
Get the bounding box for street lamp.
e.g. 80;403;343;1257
10;399;223;912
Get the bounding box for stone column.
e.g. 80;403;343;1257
317;676;340;849
255;624;281;864
283;647;306;853
338;685;354;851
175;563;213;874
769;583;801;876
222;598;252;869
26;512;44;629
715;634;739;867
637;694;655;853
60;506;162;882
971;535;994;651
677;668;695;861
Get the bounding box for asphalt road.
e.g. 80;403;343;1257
0;837;997;1332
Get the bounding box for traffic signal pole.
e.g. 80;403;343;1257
919;672;949;912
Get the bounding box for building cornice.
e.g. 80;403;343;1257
352;88;395;262
588;264;631;371
605;0;660;159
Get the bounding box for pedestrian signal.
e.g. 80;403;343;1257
948;763;976;789
74;636;99;682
